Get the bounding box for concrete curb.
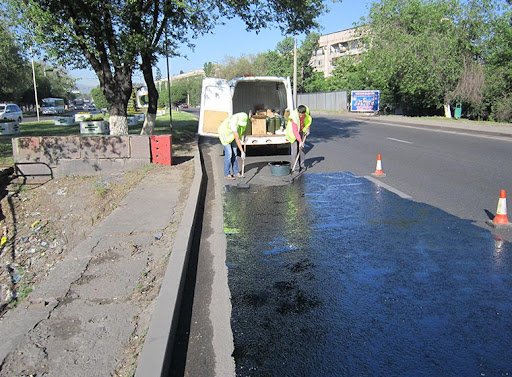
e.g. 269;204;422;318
135;139;205;377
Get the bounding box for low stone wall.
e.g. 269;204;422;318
12;135;151;179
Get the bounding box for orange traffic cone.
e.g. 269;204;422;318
491;189;510;227
371;153;386;177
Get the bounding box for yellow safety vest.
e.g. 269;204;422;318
218;112;248;145
285;106;312;143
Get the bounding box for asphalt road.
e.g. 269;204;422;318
305;114;512;235
170;114;512;377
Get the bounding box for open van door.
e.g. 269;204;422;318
198;78;232;137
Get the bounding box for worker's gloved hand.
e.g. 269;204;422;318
305;130;310;137
299;142;305;149
241;151;246;160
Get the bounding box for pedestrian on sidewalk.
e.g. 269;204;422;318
285;105;312;172
218;112;249;179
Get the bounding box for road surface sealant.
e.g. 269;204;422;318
224;172;512;377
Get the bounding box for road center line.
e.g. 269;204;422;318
387;137;413;144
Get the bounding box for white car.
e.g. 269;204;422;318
0;103;23;123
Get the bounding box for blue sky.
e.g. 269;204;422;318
74;0;373;91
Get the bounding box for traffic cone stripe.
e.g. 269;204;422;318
493;189;509;225
375;159;383;172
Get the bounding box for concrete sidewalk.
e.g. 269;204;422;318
0;144;203;376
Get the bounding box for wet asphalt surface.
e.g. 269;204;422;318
224;172;512;377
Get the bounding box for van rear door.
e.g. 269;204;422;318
198;78;232;136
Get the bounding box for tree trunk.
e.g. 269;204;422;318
140;53;158;135
94;69;132;136
444;103;452;118
142;113;157;135
109;115;129;136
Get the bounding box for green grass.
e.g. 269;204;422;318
0;111;198;165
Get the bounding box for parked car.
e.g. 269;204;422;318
0;103;23;123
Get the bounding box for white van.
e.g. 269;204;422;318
198;76;294;146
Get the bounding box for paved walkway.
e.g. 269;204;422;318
0;147;202;377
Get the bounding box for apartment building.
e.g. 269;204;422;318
310;27;366;77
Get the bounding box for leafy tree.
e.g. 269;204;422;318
260;50;291;77
362;0;463;115
211;33;322;94
170;82;187;107
11;0;327;134
134;0;329;134
159;74;203;107
260;38;294;77
38;64;77;100
157;81;169;109
184;75;203;106
4;62;76;110
302;70;328;92
484;2;512;121
127;89;137;113
0;24;30;103
90;87;108;110
155;67;162;81
215;55;263;79
203;62;216;77
329;55;366;91
348;0;505;117
297;32;321;92
10;1;141;135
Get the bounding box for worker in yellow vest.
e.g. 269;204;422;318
285;105;312;172
218;112;248;179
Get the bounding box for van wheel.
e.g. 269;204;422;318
18;117;22;122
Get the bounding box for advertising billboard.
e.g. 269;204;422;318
350;90;380;112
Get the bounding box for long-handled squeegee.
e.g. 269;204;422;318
237;143;250;189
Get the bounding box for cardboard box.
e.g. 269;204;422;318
251;117;267;135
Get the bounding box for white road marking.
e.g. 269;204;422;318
387;137;413;144
364;176;413;199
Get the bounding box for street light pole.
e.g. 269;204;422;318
293;37;298;107
165;27;173;130
31;48;40;122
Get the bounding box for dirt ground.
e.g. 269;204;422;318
0;144;195;376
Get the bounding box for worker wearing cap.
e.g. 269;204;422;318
285;105;312;172
218;112;248;179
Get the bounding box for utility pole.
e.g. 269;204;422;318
165;27;173;130
293;37;298;107
31;48;40;122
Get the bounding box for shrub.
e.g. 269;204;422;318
90;114;105;121
492;95;512;123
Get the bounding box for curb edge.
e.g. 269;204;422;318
135;138;205;377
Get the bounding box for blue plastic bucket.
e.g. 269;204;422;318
269;161;290;176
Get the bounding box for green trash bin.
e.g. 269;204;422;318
454;103;462;119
